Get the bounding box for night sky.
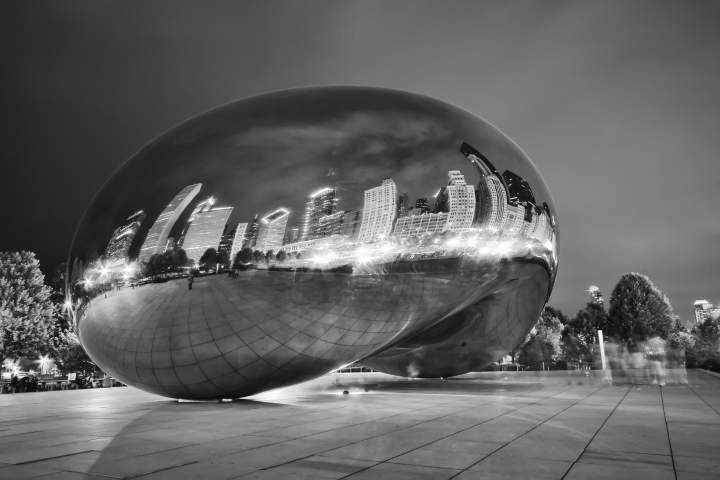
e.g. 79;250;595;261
2;0;719;323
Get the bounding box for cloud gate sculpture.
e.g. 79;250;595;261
67;86;558;400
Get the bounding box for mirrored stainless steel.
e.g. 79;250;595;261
67;86;558;399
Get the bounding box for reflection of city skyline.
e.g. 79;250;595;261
103;142;556;267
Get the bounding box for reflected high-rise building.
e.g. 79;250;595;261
218;223;236;259
316;211;345;238
229;222;248;264
301;187;338;241
502;170;536;206
245;214;260;248
461;143;508;232
182;206;234;262
394;211;448;238
397;192;410;218
139;183;202;262
104;210;146;266
342;210;362;240
415;197;431;214
445;170;476;231
256;208;290;252
503;203;525;235
357;178;397;243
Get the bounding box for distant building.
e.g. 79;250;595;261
445;170;476;231
588;286;604;306
256;208;290;252
104;210;146;266
182;206;234;262
139;183;202;262
694;300;720;324
357;179;397;243
302;187;338;241
229;222;248;264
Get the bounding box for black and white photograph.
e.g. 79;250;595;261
1;1;719;479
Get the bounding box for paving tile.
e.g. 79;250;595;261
457;456;572;479
344;462;459;480
242;456;375;479
1;370;719;480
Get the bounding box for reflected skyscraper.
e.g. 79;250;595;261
245;214;260;248
503;203;525;235
342;210;362;240
394;211;448;238
182;206;234;262
139;183;202;262
502;170;536;206
229;222;248;263
316;211;346;238
256;208;290;252
104;210;146;266
358;178;397;242
445;170;476;231
302;187;338;241
462;144;508;232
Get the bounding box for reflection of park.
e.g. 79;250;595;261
78;256;551;400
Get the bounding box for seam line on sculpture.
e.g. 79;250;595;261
558;385;632;480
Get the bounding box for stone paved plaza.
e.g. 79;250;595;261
1;370;719;480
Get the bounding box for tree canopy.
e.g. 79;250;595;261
607;273;675;348
0;251;64;360
518;306;564;370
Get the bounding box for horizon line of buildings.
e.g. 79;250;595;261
101;142;557;267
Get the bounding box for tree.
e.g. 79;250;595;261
234;247;253;266
165;248;189;271
55;331;95;374
562;302;608;367
275;250;287;263
144;253;167;277
687;318;720;370
252;250;264;264
216;250;230;268
518;306;564;370
265;250;275;263
0;251;64;360
607;273;675;348
199;248;218;268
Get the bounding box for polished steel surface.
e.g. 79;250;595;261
68;86;558;399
